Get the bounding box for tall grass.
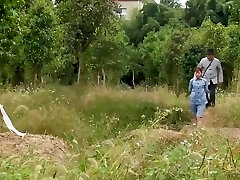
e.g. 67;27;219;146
1;128;240;179
0;85;191;144
1;86;240;179
206;92;240;128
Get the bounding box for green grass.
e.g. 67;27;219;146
0;85;240;179
0;85;191;143
207;92;240;128
0;129;240;179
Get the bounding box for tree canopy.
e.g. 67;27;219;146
0;0;240;92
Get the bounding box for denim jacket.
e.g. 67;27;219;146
189;77;209;105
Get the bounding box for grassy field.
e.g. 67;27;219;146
0;85;240;179
0;85;191;143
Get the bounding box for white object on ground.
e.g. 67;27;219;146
0;104;26;137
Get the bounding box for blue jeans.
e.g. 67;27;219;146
191;103;206;118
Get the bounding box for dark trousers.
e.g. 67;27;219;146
206;80;217;106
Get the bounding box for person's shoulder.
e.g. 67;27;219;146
202;78;208;84
200;57;208;63
202;78;207;82
214;58;220;62
189;78;194;83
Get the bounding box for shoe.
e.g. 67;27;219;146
211;103;215;107
206;103;210;109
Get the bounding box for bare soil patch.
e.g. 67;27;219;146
0;132;68;162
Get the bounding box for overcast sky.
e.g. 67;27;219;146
179;0;188;6
155;0;188;6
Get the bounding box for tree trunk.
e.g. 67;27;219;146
176;78;180;97
97;71;100;86
34;74;38;88
41;76;44;88
175;66;180;97
237;69;240;93
102;68;106;86
77;59;81;84
132;69;136;89
77;49;83;84
228;76;231;91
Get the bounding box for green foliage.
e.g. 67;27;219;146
229;0;240;23
164;30;189;94
160;0;181;8
19;0;57;83
57;0;116;82
123;3;183;45
139;27;189;92
57;0;115;53
0;0;25;84
83;19;129;85
2;1;240;178
1;0;240;90
0;86;190;142
185;0;230;27
139;27;172;84
1;120;240;179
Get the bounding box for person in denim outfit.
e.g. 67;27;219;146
189;67;209;125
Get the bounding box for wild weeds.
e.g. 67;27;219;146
0;86;240;179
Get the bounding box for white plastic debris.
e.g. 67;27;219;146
0;104;26;137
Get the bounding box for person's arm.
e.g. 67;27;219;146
217;61;223;83
204;79;209;93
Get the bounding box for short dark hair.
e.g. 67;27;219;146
207;49;214;55
195;67;202;73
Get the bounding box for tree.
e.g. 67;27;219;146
19;0;57;86
185;0;230;27
164;30;189;95
57;0;115;83
221;25;239;90
185;0;208;27
160;0;181;8
125;46;142;88
181;19;238;91
182;29;206;86
229;0;240;23
123;3;182;45
139;27;172;85
228;0;240;91
0;0;25;85
84;19;129;85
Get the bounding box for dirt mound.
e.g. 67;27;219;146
211;128;240;141
151;128;186;140
0;133;68;162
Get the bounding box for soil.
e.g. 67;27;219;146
155;107;240;141
0;132;68;162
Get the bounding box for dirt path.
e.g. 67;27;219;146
179;107;240;141
153;107;240;142
197;108;218;128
